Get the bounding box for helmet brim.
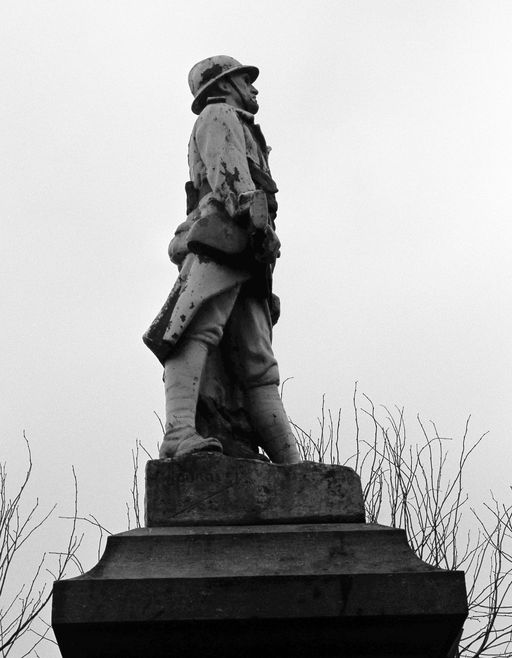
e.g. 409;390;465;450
191;65;259;115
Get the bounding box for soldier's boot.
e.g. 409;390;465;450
245;384;301;464
160;339;223;459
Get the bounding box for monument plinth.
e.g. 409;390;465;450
146;454;365;525
52;455;467;657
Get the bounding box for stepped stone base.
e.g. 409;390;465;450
52;456;467;657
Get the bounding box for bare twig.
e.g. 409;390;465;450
292;388;512;658
0;448;82;655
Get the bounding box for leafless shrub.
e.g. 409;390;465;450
291;383;512;658
126;439;153;531
62;438;155;570
0;434;82;656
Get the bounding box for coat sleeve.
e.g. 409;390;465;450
194;104;256;218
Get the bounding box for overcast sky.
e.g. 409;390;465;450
2;1;512;654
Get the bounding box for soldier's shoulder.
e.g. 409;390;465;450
198;102;240;123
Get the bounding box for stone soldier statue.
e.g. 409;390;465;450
144;56;301;464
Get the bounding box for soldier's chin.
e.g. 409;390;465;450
247;98;259;113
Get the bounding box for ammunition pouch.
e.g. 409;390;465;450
178;168;280;268
187;206;250;262
168;219;194;266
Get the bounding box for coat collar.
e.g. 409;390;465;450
231;108;270;164
234;108;255;124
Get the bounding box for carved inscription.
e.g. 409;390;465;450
176;470;240;485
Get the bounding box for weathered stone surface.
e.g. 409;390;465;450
52;523;467;657
145;58;305;464
145;453;365;526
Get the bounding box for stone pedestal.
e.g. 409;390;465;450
52;455;467;657
145;454;365;525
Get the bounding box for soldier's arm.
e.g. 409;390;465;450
194;104;255;218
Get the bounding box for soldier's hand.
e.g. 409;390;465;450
252;225;281;264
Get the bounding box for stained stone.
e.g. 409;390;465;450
53;456;468;657
52;523;467;658
145;453;365;526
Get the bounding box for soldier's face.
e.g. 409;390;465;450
230;72;259;114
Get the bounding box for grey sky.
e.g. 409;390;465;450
2;2;512;652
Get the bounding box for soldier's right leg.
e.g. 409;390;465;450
223;294;301;464
160;286;239;459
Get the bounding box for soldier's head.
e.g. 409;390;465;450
188;56;259;115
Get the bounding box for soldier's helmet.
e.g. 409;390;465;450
188;55;259;115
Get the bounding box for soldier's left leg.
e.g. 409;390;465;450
160;284;240;459
224;294;301;464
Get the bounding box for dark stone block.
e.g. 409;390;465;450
51;617;464;658
145;453;365;526
53;523;467;657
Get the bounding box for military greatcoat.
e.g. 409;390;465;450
143;102;280;364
